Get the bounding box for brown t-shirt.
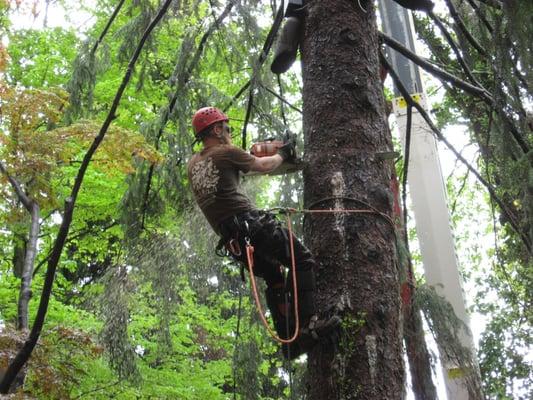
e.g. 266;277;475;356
187;144;256;234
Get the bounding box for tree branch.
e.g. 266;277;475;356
32;220;118;278
17;201;40;331
475;0;502;9
241;89;254;150
427;10;484;88
443;0;488;58
0;161;32;212
402;105;413;237
73;379;121;399
90;0;126;57
261;84;302;114
450;167;471;216
380;32;491;101
140;0;235;228
223;2;284;111
465;0;494;33
380;52;531;254
276;74;288;125
0;0;174;392
380;32;530;155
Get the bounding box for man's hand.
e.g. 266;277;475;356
277;135;296;162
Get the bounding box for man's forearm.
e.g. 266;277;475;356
250;154;284;172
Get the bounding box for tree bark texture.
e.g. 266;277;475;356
17;202;40;331
301;1;404;399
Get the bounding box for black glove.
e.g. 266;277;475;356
277;133;297;162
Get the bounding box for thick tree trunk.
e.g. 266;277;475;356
301;1;404;399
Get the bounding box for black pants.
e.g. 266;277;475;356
218;210;317;337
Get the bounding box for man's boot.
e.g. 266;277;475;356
271;16;302;74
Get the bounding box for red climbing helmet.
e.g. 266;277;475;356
192;106;229;135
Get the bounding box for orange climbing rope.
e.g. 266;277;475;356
244;202;395;344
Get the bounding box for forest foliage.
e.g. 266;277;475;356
0;0;530;399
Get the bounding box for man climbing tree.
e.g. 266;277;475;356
187;106;340;359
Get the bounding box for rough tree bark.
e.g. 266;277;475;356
0;163;41;331
16;202;40;331
301;1;404;399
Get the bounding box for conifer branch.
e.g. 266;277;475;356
241;90;254;150
380;52;531;254
90;0;126;57
140;0;235;229
475;0;502;9
224;80;252;112
0;0;174;392
465;0;494;33
379;32;491;101
236;2;285;148
72;379;121;399
261;84;302;114
380;32;530;155
401;105;412;237
223;2;284;111
276;74;288;125
427;10;484;88
443;0;488;58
